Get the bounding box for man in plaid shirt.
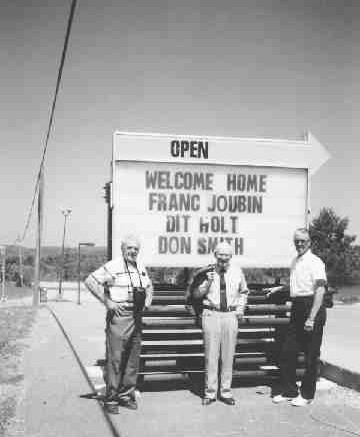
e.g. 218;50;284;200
85;234;153;413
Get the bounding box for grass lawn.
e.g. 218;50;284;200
0;286;37;435
2;284;33;301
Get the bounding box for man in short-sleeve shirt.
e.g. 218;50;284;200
85;235;152;413
268;228;327;407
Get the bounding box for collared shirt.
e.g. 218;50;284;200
198;262;248;309
290;249;327;297
90;256;152;303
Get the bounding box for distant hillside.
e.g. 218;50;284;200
4;245;107;284
4;245;107;257
4;245;360;287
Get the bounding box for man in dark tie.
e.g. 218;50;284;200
192;241;248;406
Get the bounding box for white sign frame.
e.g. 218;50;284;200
111;131;329;268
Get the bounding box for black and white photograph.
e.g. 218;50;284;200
1;1;360;436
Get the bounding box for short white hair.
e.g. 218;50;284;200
293;228;310;241
121;234;141;252
214;241;233;256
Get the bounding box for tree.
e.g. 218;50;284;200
309;207;360;286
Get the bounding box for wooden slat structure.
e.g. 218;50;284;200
139;285;304;386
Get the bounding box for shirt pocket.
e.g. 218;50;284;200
112;272;131;287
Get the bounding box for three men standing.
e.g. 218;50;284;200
192;241;248;406
85;228;327;411
85;235;153;413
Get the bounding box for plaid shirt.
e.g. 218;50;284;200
90;256;152;303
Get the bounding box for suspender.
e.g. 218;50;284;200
124;259;144;289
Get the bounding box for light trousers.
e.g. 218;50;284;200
202;309;238;399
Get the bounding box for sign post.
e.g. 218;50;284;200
111;131;329;267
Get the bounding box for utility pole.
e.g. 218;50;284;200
34;168;44;305
58;208;72;300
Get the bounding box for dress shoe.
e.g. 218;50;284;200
118;397;138;410
103;401;120;414
219;396;235;406
202;398;216;406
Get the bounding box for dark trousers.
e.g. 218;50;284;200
280;297;326;400
105;311;142;399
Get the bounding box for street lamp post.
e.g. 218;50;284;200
58;209;72;300
77;242;95;304
15;236;23;287
0;245;6;302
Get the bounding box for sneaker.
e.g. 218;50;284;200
272;394;293;404
291;395;312;407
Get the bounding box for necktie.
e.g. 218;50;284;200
219;271;227;311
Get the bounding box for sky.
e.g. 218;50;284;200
0;0;359;249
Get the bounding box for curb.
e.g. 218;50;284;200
320;360;360;392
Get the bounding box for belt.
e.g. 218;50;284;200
291;295;314;302
203;304;237;312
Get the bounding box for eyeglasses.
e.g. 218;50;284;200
294;239;309;243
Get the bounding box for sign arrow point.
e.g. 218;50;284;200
306;131;331;175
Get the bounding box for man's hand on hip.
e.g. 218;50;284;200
105;298;127;316
235;307;245;321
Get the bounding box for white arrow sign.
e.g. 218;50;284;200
111;130;330;267
113;131;330;175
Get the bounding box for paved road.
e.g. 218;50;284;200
322;303;360;374
7;289;360;437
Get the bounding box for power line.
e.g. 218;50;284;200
19;0;78;243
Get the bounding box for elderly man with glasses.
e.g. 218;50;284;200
266;228;327;407
192;241;248;406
